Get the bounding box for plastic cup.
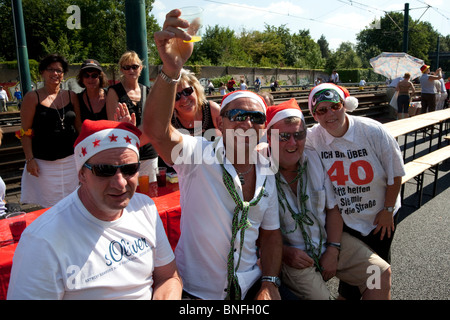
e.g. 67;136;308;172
157;167;167;187
138;172;150;194
6;212;27;242
180;6;203;43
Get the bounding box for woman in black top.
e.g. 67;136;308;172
171;68;221;141
106;51;158;177
75;59;109;130
19;54;80;208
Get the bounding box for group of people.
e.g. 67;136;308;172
388;65;447;120
7;8;405;300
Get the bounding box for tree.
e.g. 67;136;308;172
0;0;159;64
317;35;331;59
356;12;439;66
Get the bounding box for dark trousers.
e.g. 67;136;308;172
421;93;436;113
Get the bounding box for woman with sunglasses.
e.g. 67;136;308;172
306;83;405;300
171;68;221;140
74;59;109;128
106;51;158;178
18;53;80;208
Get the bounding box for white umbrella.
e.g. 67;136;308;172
370;52;424;80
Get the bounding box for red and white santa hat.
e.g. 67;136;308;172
266;98;304;129
73;119;141;172
220;90;267;113
308;83;358;114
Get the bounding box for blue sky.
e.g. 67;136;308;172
150;0;449;50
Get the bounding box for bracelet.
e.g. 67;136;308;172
26;157;34;164
325;242;341;250
15;128;33;140
159;69;181;84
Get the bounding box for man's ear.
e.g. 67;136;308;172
217;114;224;134
78;168;87;184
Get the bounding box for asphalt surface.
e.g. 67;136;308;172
326;128;450;300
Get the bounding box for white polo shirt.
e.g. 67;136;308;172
277;148;337;255
306;115;405;236
173;135;279;300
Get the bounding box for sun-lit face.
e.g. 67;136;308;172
174;80;198;116
82;69;101;90
78;148;138;221
218;97;266;164
43;62;64;85
268;119;306;171
313;101;348;137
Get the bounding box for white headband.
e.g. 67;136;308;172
267;109;304;129
221;91;267;113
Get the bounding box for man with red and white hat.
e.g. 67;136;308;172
266;99;391;299
8;120;182;300
419;65;442;113
143;9;282;300
306;83;405;299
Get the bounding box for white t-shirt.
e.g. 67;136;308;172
306;115;405;236
7;190;174;300
277;148;337;255
173;135;279;300
0;176;6;217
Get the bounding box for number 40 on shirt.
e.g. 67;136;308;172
327;160;374;186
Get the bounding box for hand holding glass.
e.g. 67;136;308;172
179;6;203;43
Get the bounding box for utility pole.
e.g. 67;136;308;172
124;0;150;87
403;3;409;53
11;0;32;95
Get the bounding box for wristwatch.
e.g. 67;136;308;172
383;206;395;213
159;69;181;84
261;276;281;288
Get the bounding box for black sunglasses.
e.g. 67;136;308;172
83;72;100;79
175;86;194;101
83;162;140;177
122;64;140;71
278;131;307;142
222;109;266;125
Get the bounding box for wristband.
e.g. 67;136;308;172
159;69;181;84
26;157;35;164
326;242;341;250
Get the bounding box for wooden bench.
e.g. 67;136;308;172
401;162;431;208
412;144;450;198
401;144;450;207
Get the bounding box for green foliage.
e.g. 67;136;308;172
0;2;448;77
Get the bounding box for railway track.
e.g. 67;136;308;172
0;87;396;199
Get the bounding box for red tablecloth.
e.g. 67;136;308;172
0;183;181;300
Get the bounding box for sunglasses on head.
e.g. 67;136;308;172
175;86;194;101
121;64;140;71
314;103;343;116
278;131;307;142
222;109;266;125
83;162;140;177
83;72;100;79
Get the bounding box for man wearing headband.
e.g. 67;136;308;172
8;120;182;300
306;83;405;299
267;99;391;300
143;9;282;300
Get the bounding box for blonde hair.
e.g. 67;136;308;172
179;68;206;112
118;51;143;79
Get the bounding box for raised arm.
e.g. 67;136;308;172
142;9;194;165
